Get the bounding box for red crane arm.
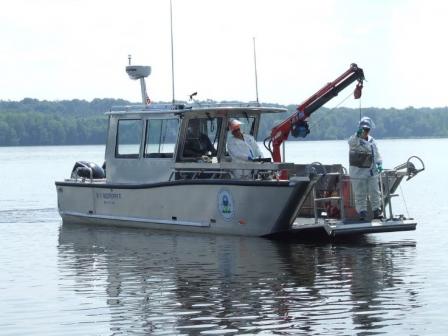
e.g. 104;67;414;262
268;63;365;163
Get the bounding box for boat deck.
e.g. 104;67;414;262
291;217;416;237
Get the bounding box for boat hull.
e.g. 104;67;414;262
56;179;312;237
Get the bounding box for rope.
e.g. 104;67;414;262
399;184;410;218
308;91;357;132
359;95;362;120
332;91;355;109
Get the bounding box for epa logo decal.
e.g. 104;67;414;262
217;189;235;221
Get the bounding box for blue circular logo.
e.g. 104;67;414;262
218;189;234;221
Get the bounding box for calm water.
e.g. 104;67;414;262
1;139;447;335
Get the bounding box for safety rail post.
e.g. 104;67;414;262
312;172;345;224
338;172;345;220
384;172;396;219
387;174;393;219
378;172;386;220
312;184;318;224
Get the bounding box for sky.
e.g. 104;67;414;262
1;0;448;108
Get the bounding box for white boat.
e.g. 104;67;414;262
55;63;424;237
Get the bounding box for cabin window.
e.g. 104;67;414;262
115;119;143;158
144;118;179;158
182;117;222;159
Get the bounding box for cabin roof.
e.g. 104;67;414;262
107;103;287;116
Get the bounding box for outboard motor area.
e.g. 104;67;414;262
71;161;105;180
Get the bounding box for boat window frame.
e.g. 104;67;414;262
178;115;224;161
143;117;180;159
114;118;144;159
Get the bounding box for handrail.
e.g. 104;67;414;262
311;172;345;224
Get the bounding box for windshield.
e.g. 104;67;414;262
181;117;223;159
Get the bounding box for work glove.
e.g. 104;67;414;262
356;128;363;137
376;162;383;173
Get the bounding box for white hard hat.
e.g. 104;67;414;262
229;119;242;132
358;116;375;129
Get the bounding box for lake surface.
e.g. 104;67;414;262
1;139;447;335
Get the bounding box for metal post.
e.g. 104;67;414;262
253;37;259;104
282;142;286;163
140;78;148;105
386;174;394;219
378;172;386;219
170;0;175;104
339;174;345;220
313;186;318;224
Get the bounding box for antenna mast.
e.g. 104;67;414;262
125;55;151;105
170;0;176;104
253;37;259;104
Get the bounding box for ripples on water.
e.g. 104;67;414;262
0;207;424;335
47;221;420;335
0;208;57;224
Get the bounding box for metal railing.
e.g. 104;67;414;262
308;157;424;224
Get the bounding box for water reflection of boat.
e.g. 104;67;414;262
58;224;419;334
55;62;424;237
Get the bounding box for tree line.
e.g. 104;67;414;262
260;105;448;141
0;98;447;146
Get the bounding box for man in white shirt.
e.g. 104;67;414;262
227;119;263;162
227;119;264;179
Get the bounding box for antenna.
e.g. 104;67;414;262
125;54;151;105
170;0;176;104
253;37;259;104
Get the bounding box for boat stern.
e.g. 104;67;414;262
321;217;416;237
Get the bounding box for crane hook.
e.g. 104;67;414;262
354;81;363;99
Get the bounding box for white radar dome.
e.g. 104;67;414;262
125;65;151;80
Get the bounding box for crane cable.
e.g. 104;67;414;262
307;90;358;132
399;184;411;218
265;83;363;154
359;92;362;121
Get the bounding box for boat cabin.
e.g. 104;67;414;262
104;104;288;184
